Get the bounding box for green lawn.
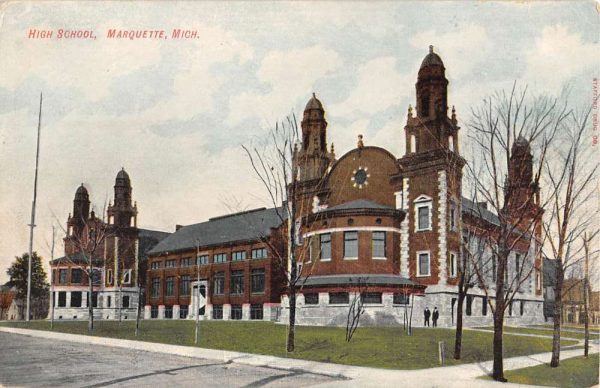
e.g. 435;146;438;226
481;354;599;388
0;320;578;370
478;326;600;341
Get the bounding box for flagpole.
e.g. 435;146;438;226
26;92;42;322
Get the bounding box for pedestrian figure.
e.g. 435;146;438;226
432;307;439;327
424;307;431;327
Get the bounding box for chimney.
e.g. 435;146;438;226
175;224;183;231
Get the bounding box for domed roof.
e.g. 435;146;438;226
116;168;130;182
420;45;444;68
305;93;324;111
74;184;89;200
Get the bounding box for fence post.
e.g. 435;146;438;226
438;341;446;365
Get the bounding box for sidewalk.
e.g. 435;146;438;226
0;326;596;388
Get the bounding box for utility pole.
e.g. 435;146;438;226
195;240;200;345
26;92;42;322
49;225;55;329
583;232;590;357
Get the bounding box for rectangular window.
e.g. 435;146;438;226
181;257;193;267
178;275;190;295
466;295;473;316
214;253;227;263
418;252;430;276
251;268;265;293
165;277;175;296
122;269;132;285
180;305;189;319
71;269;82;284
520;301;525;316
329;292;349;305
393;293;409;305
212;304;223;319
250;304;263;320
231;271;244;294
213;272;225;295
151;278;160;298
417;205;430;230
165;306;173;319
372;231;386;258
90;291;98;308
59;269;67;284
197;255;209;265
515;254;521;277
151;261;161;270
320;233;331;260
122;295;130;308
71;292;82;307
450;252;457;277
536;272;541;290
361;292;382;304
304;293;319;305
150;305;158;318
450;201;457;230
232;251;246;261
107;269;114;285
107;296;112;308
344;231;358;258
251;248;268;259
165;259;176;268
231;304;242;320
58;291;66;307
482;296;488;316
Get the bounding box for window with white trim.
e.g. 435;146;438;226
372;231;386;258
417;251;431;277
414;195;433;231
449;200;457;231
214;253;227;263
449;252;457;277
344;231;358;259
320;233;331;260
107;269;113;285
122;269;132;285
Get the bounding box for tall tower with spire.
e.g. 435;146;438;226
399;46;465;288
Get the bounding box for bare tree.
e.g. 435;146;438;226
345;277;368;342
542;105;599;366
465;84;567;381
243;115;329;352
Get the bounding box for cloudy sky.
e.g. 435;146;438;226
0;1;598;283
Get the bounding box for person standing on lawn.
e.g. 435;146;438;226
424;307;431;327
432;307;439;327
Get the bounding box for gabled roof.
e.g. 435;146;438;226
326;199;394;212
148;207;285;255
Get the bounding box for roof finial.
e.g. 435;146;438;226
429;45;434;54
357;134;364;149
312;92;316;98
408;104;413;118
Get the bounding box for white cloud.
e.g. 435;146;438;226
524;25;599;93
329;57;412;118
227;46;341;126
409;24;490;78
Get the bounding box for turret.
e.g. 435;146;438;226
297;93;334;181
107;168;137;228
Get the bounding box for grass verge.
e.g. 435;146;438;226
478;326;600;341
0;320;578;370
480;354;599;388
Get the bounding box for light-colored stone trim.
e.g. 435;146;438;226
437;170;448;284
400;178;410;277
303;226;402;238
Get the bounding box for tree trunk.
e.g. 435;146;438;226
88;264;94;333
492;307;506;381
550;269;563;367
584;235;590;358
287;288;296;352
454;291;466;359
135;287;142;337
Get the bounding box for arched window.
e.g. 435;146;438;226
448;135;454;152
410;135;417;153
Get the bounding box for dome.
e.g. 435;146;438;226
420;45;444;69
116;168;130;182
74;184;89;201
305;93;324;111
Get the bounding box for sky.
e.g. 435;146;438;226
0;1;598;284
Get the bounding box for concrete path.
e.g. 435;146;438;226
0;327;597;388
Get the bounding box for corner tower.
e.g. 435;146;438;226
398;46;465;288
107;168;137;228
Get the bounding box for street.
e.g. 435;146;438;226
0;332;342;387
